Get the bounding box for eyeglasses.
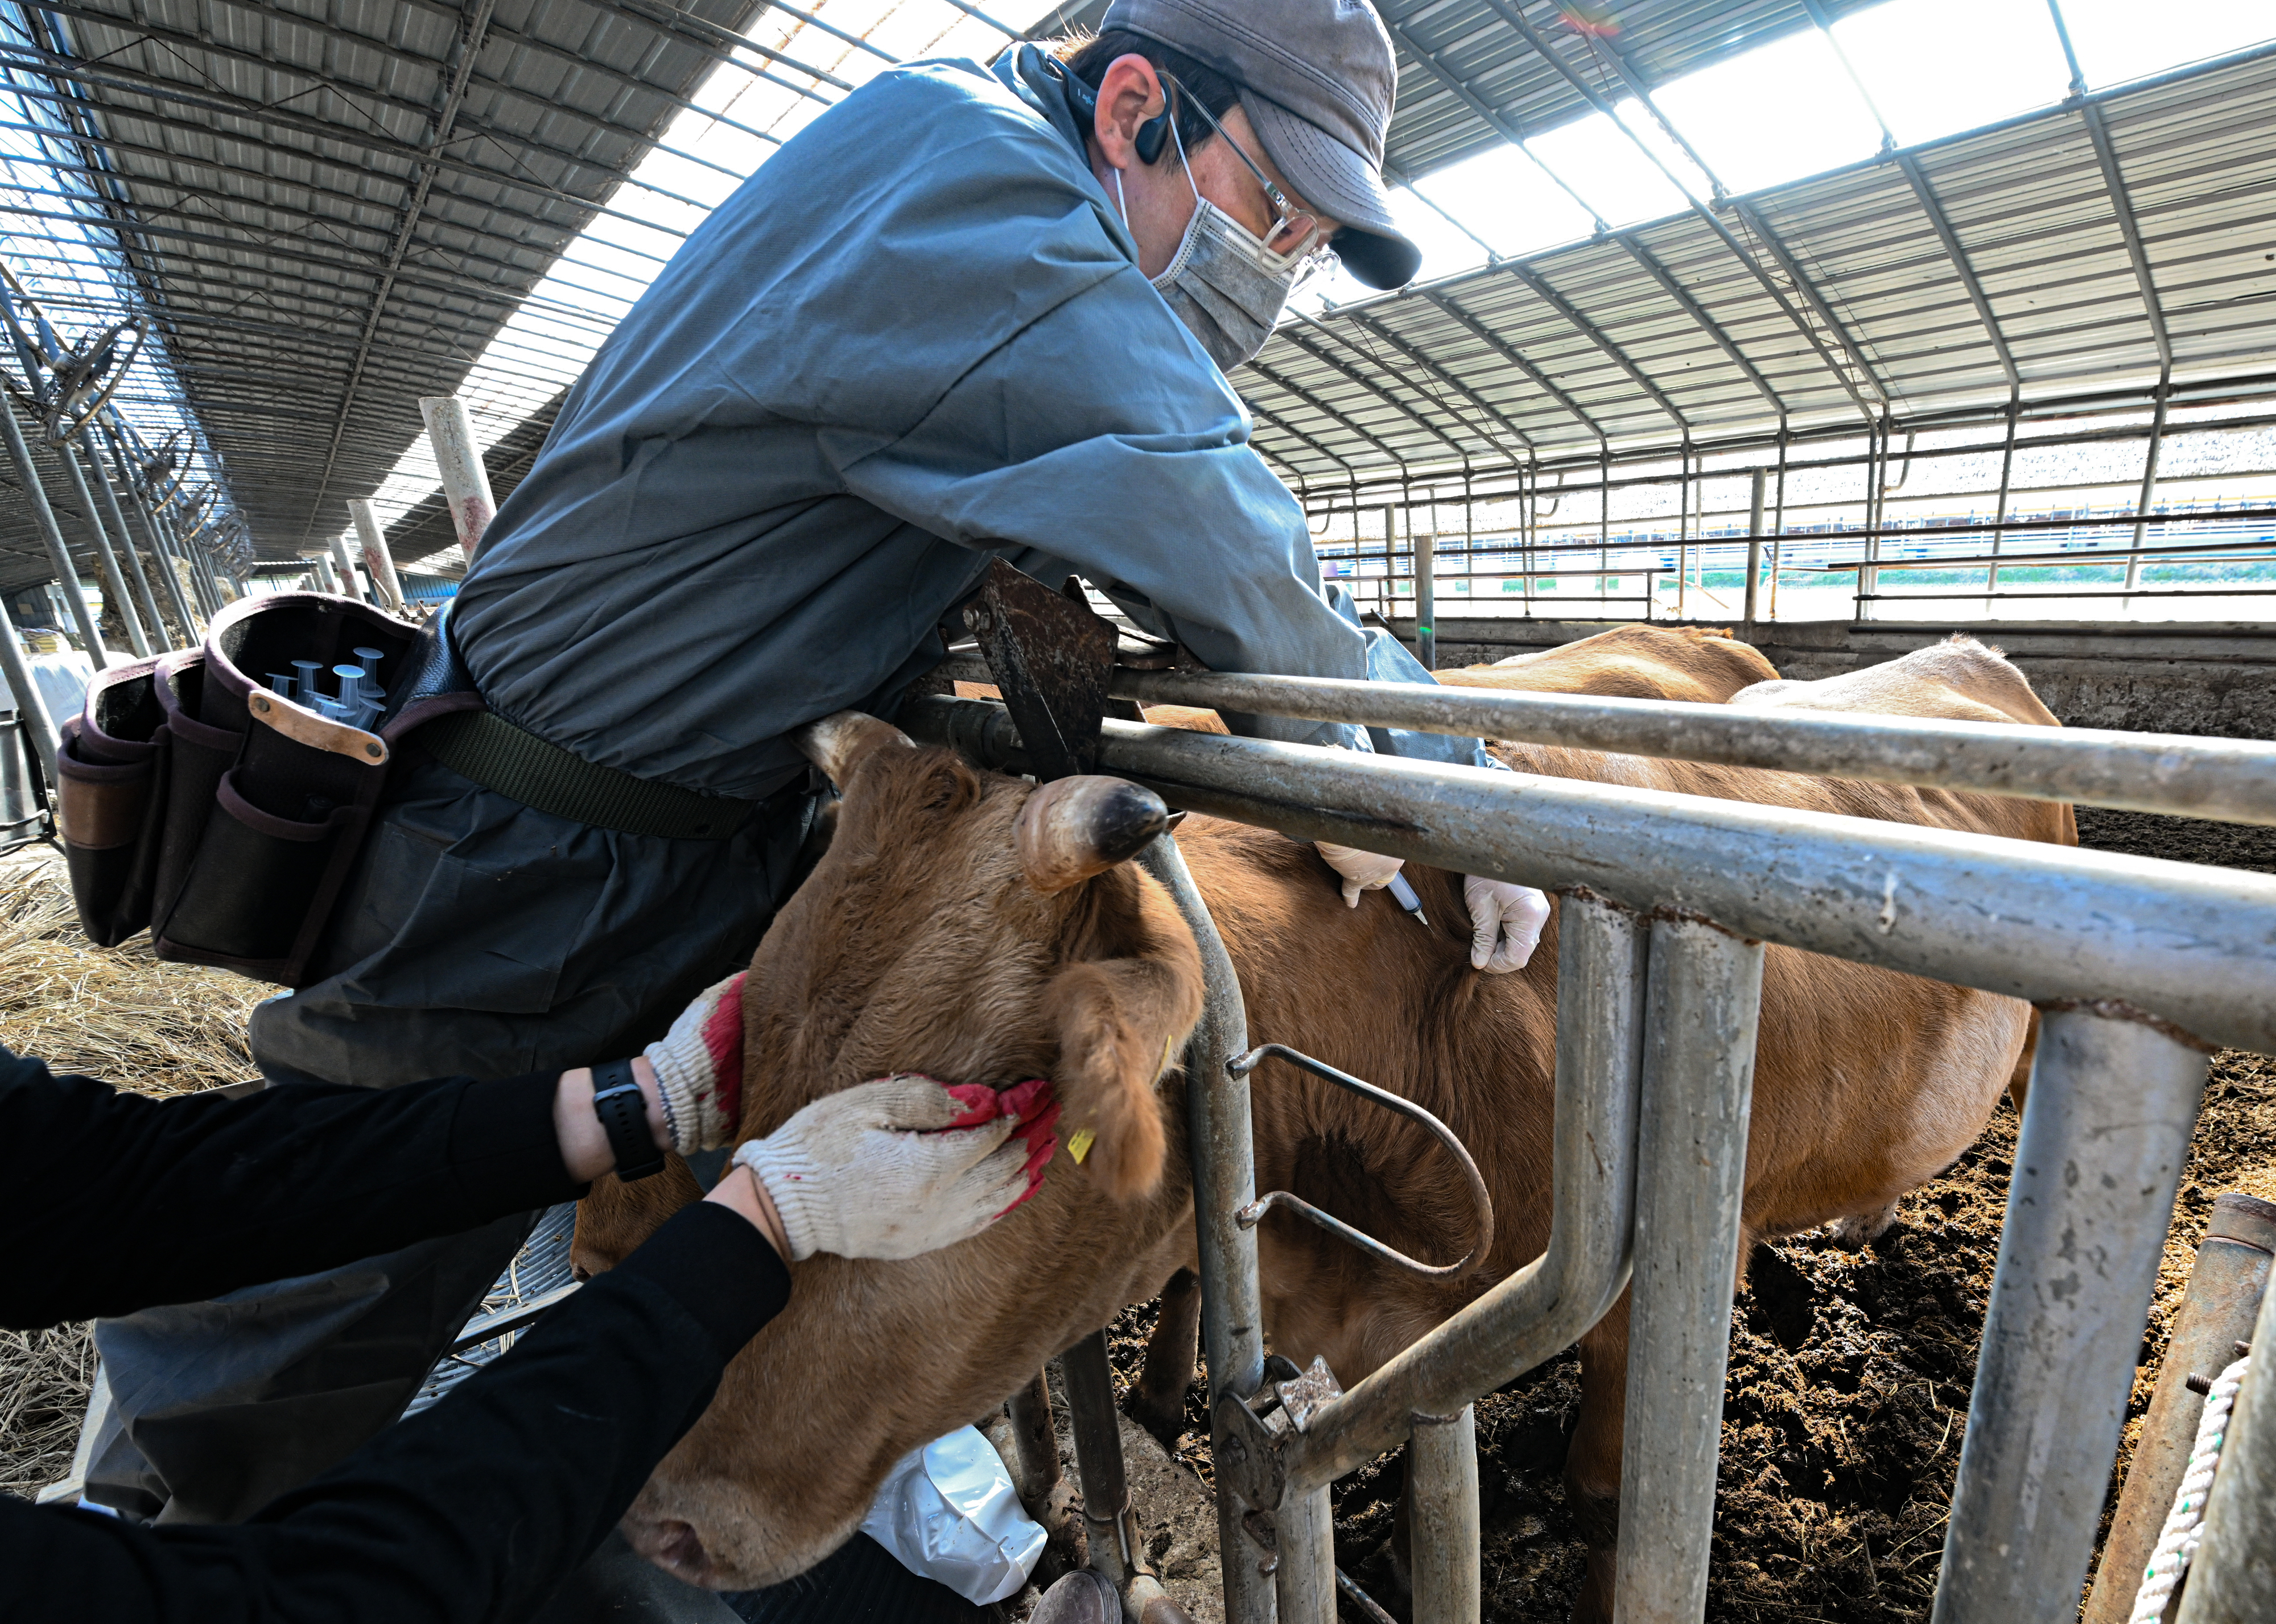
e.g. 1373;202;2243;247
1160;73;1329;265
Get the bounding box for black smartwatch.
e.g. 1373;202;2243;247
591;1058;666;1181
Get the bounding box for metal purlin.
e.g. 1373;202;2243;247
1482;0;1886;431
1341;308;1540;461
1615;231;1791;420
1726;197;1893;416
1508;263;1692;438
1239;393;1355;482
1417;288;1612;447
1279;319;1483;468
1244;354;1416;478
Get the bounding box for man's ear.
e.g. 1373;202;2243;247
1041;950;1203;1201
1091;52;1168;171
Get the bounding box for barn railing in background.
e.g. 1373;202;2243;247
905;671;2276;1624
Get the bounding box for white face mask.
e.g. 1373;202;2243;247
1115;115;1322;374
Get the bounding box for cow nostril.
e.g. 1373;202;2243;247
649;1519;712;1584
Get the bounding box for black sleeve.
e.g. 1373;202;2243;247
0;1046;584;1328
7;1202;791;1624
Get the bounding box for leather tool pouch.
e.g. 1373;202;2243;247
66;590;437;986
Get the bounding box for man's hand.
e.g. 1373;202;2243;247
1316;841;1403;907
1463;877;1551;973
732;1075;1059;1262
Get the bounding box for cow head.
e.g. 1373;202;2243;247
613;712;1206;1588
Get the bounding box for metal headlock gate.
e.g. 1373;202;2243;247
911;563;2276;1624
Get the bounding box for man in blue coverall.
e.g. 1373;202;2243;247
84;1;1549;1613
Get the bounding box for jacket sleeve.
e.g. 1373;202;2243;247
827;260;1372;748
10;1202;789;1624
0;1047;580;1328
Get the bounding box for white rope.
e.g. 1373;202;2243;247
2131;1353;2252;1622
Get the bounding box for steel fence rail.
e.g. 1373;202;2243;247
902;696;2276;1055
933;655;2276;828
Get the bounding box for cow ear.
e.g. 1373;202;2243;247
1041;953;1203;1201
793;711;913;788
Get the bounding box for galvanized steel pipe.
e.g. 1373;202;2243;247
349;498;407;613
1408;1406;1481;1624
903;700;2276;1055
1933;1008;2212;1624
0;392;108;668
1138;833;1273;1624
53;439;148;659
420;394;495;567
0;593;57;779
1273;890;1644;1493
77;439;164;652
1613;918;1765;1624
933;655;2276;828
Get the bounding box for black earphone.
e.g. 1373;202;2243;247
1059;62;1175;165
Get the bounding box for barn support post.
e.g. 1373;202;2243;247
2174;1246;2276;1623
1612;916;1765;1624
2125;375;2171;601
77;437;165;652
55;438;149;658
1408;1404;1481;1624
420;394;497;568
1275;1481;1336;1623
0;590;58;780
1932;1009;2212;1624
104;427;198;640
0;392;109;668
2084;1192;2276;1624
1744;468;1767;630
1416;530;1436;670
349;498;407;613
1137;833;1272;1624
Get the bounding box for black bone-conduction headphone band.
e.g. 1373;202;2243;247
591;1058;666;1182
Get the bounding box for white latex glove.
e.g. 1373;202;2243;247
643;972;746;1154
1463;877;1552;973
733;1075;1052;1261
1316;841;1404;908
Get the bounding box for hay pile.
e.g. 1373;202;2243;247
0;846;264;1500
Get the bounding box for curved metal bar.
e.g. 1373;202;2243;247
1228;1043;1495;1280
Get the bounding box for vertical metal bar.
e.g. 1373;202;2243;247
2172;1252;2276;1624
79;439;164;651
1744;468;1766;629
0;394;108;668
1409;1405;1480;1624
1417;530;1436;671
2125;378;2169;597
2084;1193;2276;1624
1768;428;1789;620
1932;1009;2212;1624
313;553;343;595
1676;445;1690;620
1599;445;1611;615
1006;1367;1064;1502
1276;1483;1335;1624
1989;394;2019;608
1613;916;1766;1624
0;589;59;779
1062;1329;1136;1585
1137;834;1270;1624
420;394;496;568
55;439;149;658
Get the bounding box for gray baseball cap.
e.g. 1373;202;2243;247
1099;0;1422;290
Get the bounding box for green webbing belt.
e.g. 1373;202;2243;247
418;710;754;840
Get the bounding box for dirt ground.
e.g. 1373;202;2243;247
1099;806;2276;1623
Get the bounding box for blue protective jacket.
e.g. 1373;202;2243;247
452;45;1486;799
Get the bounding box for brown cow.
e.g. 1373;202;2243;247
577;639;2065;1622
1439;622;1778;703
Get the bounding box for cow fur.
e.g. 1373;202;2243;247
574;633;2070;1619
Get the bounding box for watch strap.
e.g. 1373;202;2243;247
592;1058;666;1181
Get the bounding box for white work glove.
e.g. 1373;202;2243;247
643;973;747;1154
733;1075;1059;1262
1463;877;1552;973
1316;841;1404;908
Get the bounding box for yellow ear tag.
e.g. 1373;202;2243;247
1067;1127;1096;1165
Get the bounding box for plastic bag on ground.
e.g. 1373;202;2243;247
858;1424;1047;1605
